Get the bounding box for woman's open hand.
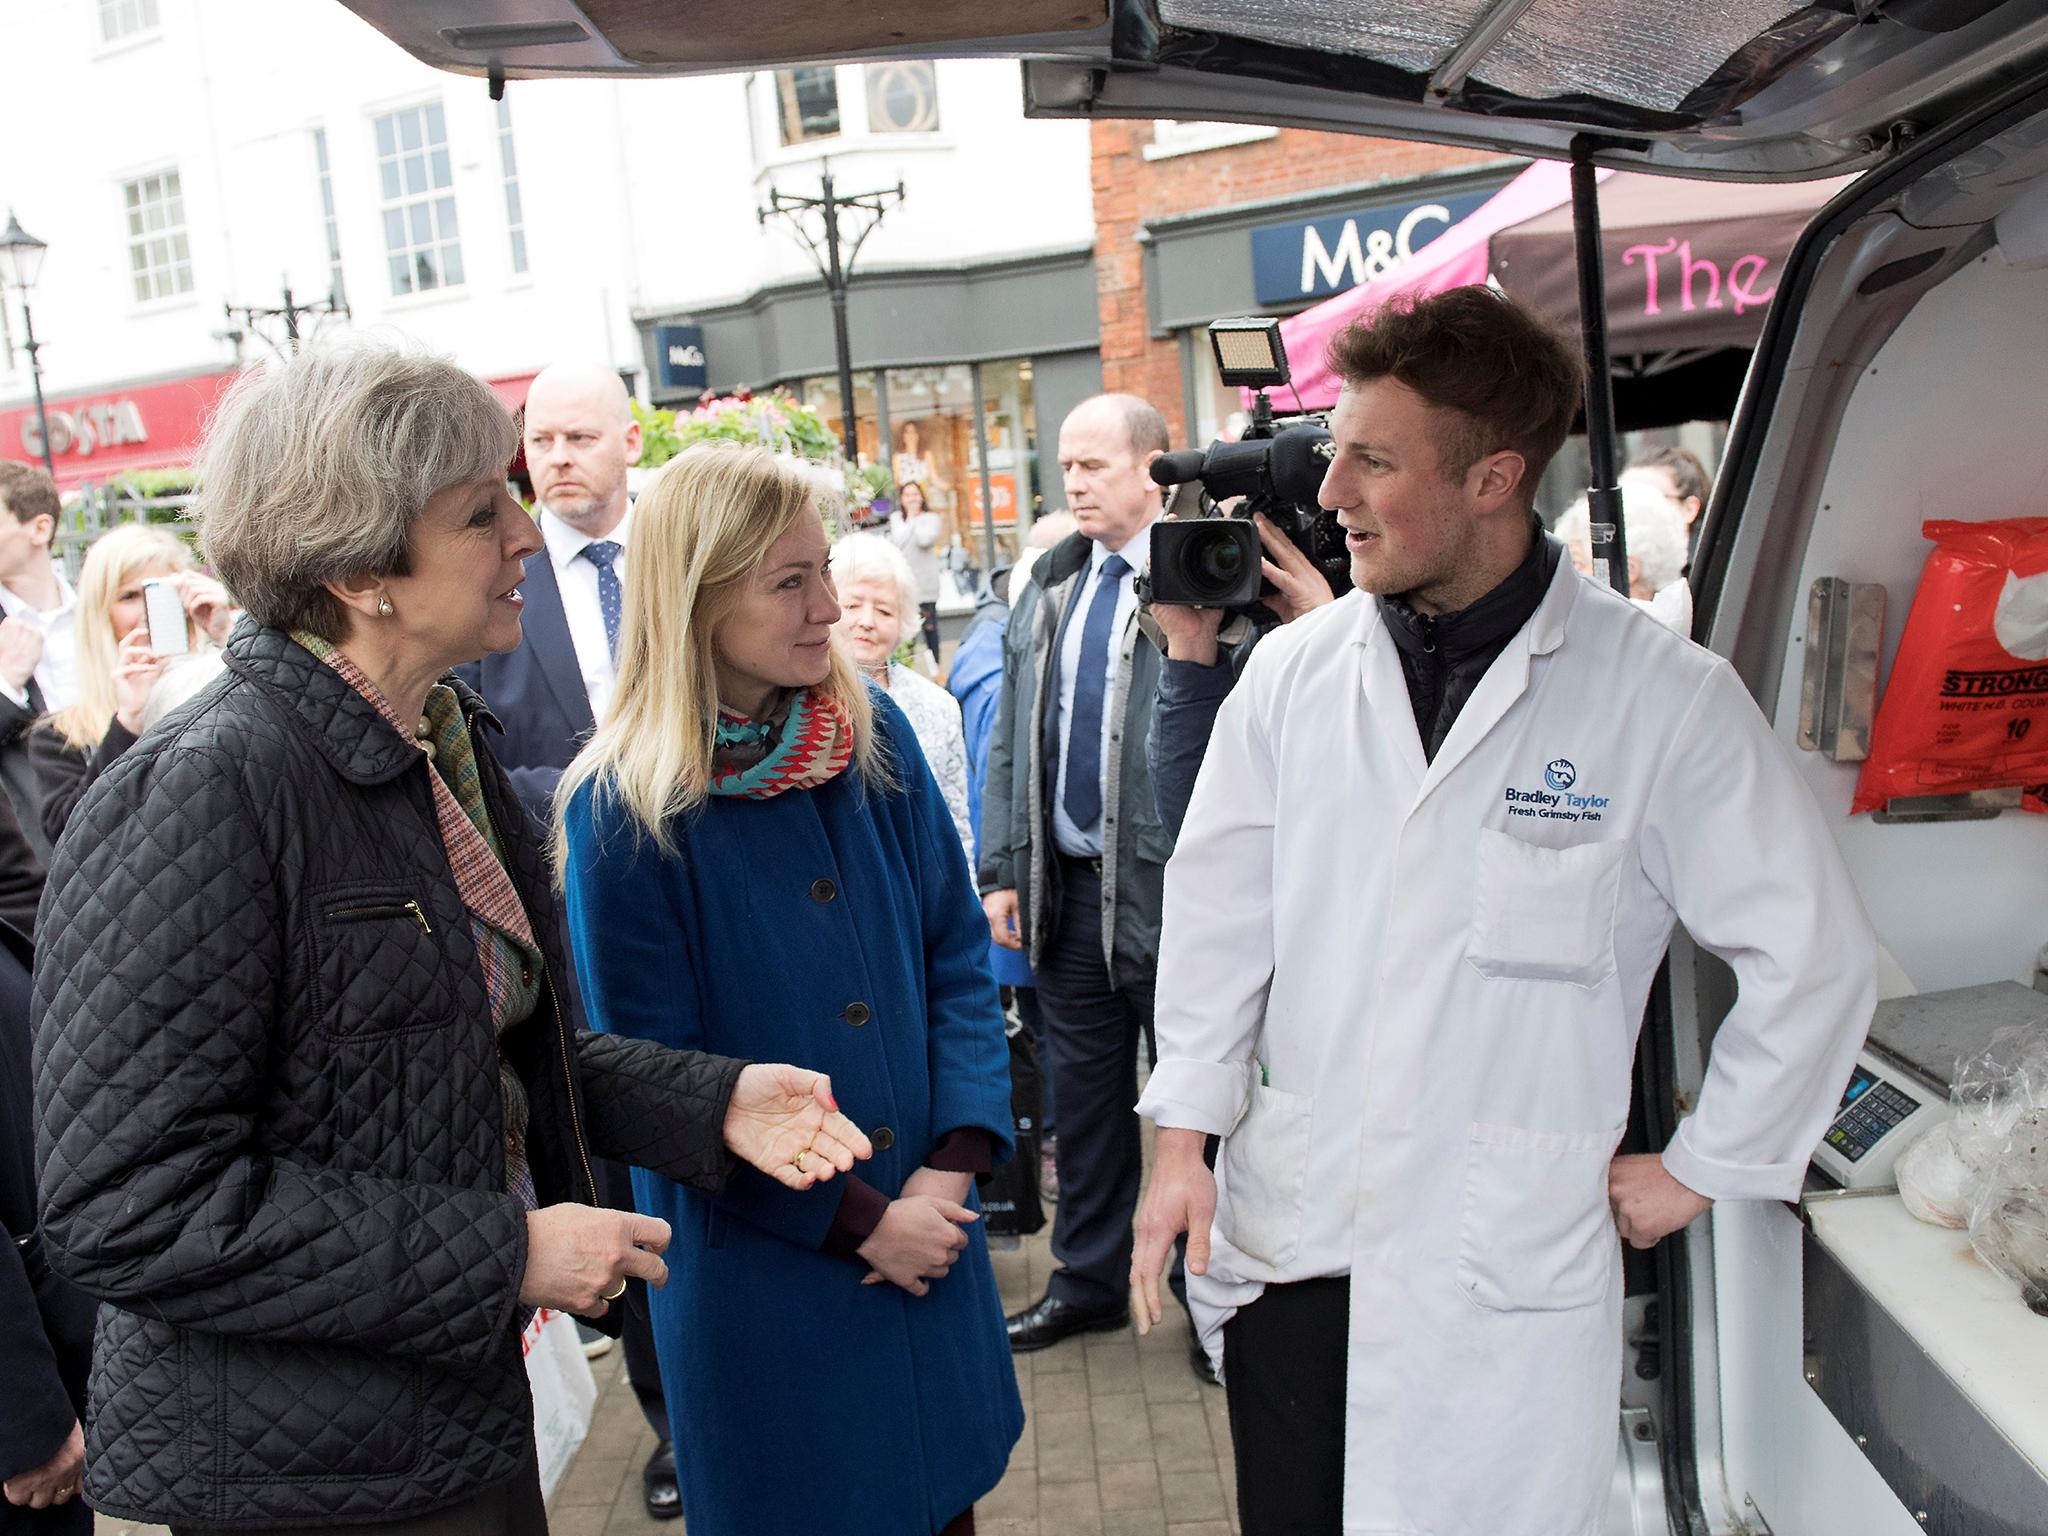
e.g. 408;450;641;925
725;1063;874;1189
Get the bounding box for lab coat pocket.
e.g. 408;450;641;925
1216;1084;1314;1270
1455;1122;1620;1313
1466;829;1626;987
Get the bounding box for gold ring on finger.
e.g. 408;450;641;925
791;1148;809;1173
602;1278;627;1302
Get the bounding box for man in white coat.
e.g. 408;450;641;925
1128;287;1874;1536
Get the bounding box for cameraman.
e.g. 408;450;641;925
1146;512;1336;837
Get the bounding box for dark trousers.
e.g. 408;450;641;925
918;601;943;662
1014;984;1052;1133
598;1155;670;1445
174;1457;546;1536
1223;1276;1350;1535
1037;859;1154;1311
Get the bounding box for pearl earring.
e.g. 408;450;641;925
378;596;394;617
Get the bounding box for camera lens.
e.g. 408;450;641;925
1194;538;1245;587
1172;524;1256;604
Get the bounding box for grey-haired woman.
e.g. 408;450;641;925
31;342;871;1534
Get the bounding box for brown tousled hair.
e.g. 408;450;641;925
1325;287;1584;499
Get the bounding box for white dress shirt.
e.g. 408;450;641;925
1052;519;1155;858
539;503;633;724
0;570;79;712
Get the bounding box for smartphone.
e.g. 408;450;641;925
142;578;191;657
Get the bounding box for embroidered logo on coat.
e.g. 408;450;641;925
1543;758;1578;791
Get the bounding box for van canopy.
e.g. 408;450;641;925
337;0;2048;179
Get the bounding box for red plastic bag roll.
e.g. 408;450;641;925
1852;517;2048;815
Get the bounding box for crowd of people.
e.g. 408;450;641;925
0;286;1878;1536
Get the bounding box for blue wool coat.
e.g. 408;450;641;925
562;694;1023;1536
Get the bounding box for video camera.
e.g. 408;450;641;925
1142;318;1351;616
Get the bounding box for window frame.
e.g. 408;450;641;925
96;0;160;46
120;166;196;307
495;98;528;277
774;65;842;146
863;60;942;135
370;99;466;299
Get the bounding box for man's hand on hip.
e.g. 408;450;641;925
1609;1153;1712;1249
983;888;1022;951
1130;1127;1215;1333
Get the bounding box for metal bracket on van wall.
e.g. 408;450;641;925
1797;577;1885;761
1874;786;2024;823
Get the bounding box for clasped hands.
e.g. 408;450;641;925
1126;1135;1712;1332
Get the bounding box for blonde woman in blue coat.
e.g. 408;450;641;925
556;445;1022;1536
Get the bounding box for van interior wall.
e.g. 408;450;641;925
1763;249;2048;992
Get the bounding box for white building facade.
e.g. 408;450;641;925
0;0;1098;531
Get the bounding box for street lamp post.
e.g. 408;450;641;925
760;170;905;463
0;212;56;478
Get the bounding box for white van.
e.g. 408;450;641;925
340;5;2048;1531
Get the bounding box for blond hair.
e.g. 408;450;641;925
51;525;196;750
553;445;889;870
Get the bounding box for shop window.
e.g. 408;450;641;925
496;98;528;275
122;170;193;304
865;62;940;134
99;0;158;43
373;102;464;296
311;128;345;305
776;67;841;146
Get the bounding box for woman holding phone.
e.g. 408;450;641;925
28;525;235;848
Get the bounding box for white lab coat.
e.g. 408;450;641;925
1138;558;1875;1536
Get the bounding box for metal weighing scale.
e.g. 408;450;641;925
1811;980;2048;1189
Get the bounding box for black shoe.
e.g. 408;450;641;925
643;1440;680;1521
1189;1338;1221;1387
1005;1292;1126;1352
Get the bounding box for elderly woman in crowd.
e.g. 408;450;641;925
28;525;234;847
32;344;870;1534
830;530;975;870
557;445;1021;1536
1553;479;1695;633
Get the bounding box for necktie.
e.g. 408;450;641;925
581;540;623;661
1062;553;1131;831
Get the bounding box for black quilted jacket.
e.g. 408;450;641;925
31;624;748;1529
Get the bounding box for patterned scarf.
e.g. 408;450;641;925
293;632;544;1208
710;687;854;799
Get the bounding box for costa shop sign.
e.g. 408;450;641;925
0;369;238;489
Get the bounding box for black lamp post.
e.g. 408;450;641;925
0;212;55;478
760;170;905;463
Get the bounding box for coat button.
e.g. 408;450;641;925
809;878;837;903
520;963;533;987
843;1002;871;1027
871;1126;895;1152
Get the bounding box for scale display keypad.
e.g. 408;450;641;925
1824;1069;1921;1164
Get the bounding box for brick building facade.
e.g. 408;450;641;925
1089;121;1507;445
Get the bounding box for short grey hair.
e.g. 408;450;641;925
829;531;919;623
196;341;516;638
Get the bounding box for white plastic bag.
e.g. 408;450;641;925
522;1307;598;1500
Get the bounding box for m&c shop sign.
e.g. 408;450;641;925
1251;190;1491;305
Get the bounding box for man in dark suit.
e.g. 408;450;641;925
460;363;638;817
456;363;682;1517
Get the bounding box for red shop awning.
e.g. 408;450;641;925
0;368;241;492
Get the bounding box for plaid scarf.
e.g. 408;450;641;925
710;687;854;799
294;632;544;1208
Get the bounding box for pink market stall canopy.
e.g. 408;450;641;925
1278;163;1851;410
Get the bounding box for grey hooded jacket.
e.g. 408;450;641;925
978;532;1169;991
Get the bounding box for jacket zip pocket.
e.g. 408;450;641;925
549;982;598;1203
326;899;433;934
